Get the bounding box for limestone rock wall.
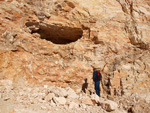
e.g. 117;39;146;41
0;0;150;97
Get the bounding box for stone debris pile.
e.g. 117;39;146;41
0;80;150;113
0;80;125;113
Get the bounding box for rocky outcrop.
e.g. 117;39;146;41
0;1;150;111
117;0;150;49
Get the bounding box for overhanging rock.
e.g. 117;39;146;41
26;22;83;44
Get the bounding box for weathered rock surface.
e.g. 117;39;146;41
0;0;150;96
0;0;150;112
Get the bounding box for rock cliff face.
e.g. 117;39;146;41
0;0;150;98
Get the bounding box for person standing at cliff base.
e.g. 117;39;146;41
93;68;102;97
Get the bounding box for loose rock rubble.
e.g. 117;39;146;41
1;79;149;113
0;79;123;113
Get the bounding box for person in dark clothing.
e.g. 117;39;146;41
93;68;102;97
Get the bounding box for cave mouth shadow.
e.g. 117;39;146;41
26;22;83;44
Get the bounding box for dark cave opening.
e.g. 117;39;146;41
26;22;83;44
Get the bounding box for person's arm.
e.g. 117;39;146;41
93;71;96;81
100;72;102;80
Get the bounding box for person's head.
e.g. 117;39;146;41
96;68;100;72
93;68;96;71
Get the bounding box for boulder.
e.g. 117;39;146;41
82;97;93;106
66;87;79;99
48;86;68;97
69;102;79;109
90;94;100;104
53;97;67;105
45;93;55;102
101;100;118;112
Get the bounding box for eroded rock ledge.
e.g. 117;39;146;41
26;21;83;44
